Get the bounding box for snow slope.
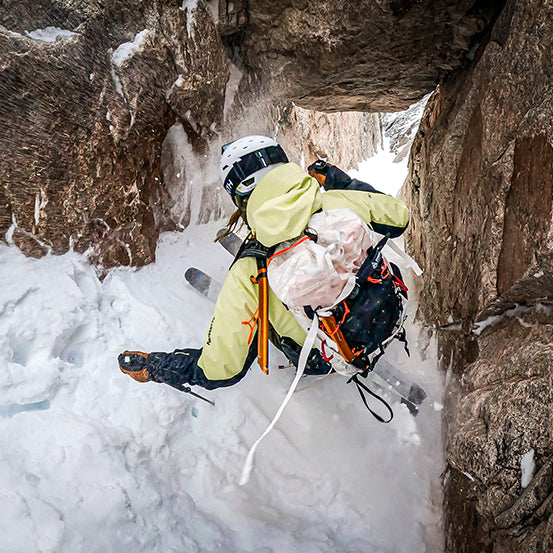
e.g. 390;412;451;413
0;147;444;553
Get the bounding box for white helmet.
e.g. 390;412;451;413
219;135;288;205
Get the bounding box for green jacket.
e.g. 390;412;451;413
197;163;409;382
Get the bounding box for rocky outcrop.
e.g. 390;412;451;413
402;0;553;550
0;0;228;270
0;0;390;269
276;105;382;171
239;0;504;112
382;96;429;163
160;79;384;232
212;54;384;199
442;307;553;553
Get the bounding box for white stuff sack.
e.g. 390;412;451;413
268;208;375;311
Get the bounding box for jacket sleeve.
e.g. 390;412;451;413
198;255;309;381
196;256;260;381
146;345;256;390
322;188;409;238
144;255;319;391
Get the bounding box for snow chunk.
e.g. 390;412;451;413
5;29;23;37
521;449;535;488
111;29;151;67
473;305;528;335
110;67;124;97
25;27;76;42
34;194;40;226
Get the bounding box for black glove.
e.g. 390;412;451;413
308;160;352;190
279;337;333;376
118;348;200;387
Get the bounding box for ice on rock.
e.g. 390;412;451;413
521;449;535;488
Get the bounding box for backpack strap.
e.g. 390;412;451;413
240;313;320;485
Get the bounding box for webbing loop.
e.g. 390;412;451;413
349;374;394;424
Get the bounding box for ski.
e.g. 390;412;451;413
184;267;222;302
372;358;427;406
292;368;421;416
216;228;243;257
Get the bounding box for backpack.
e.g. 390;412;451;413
266;208;408;375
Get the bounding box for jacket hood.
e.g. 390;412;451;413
246;163;323;247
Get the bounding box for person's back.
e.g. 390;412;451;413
119;136;409;391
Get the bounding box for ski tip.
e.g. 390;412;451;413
184;267;199;280
408;384;427;406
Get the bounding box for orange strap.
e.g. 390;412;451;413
367;262;390;284
268;236;311;265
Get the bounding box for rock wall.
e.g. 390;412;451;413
402;0;553;550
240;0;502;112
5;0;552;550
0;0;385;269
0;0;228;270
276;105;382;171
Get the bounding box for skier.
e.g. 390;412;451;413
118;135;410;392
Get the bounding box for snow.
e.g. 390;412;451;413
381;95;430;163
473;304;529;335
111;29;151;67
348;135;409;197
180;0;198;37
0;144;444;552
111;67;124;97
25;27;77;42
521;449;535;488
